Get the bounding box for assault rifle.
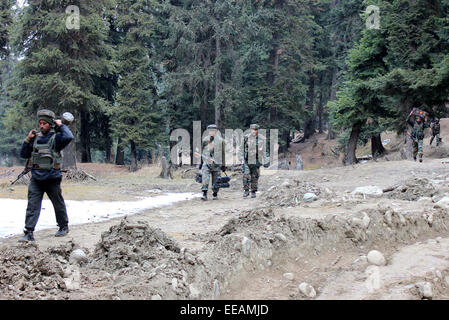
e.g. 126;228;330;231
10;159;31;187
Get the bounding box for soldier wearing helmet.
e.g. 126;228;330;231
239;124;269;198
199;124;226;201
406;108;429;162
430;118;441;146
18;109;74;242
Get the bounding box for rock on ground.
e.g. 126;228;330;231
298;282;316;298
303;193;318;202
367;250;386;266
70;249;88;264
283;273;295;281
351;186;383;197
434;197;449;210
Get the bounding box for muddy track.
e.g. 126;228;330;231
1;158;449;299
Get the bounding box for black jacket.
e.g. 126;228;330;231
20;124;74;180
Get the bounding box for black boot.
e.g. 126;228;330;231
18;230;35;242
251;191;256;198
201;191;208;201
213;192;218;200
55;226;69;237
243;190;249;198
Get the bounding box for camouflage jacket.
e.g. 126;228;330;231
406;114;429;140
239;132;270;167
431;122;440;135
201;134;226;169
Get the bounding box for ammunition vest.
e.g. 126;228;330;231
31;131;62;170
432;123;440;135
202;135;225;168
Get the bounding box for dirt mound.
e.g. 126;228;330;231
89;218;198;299
426;145;449;159
385;177;439;201
92;218;180;270
263;179;335;207
0;243;66;299
218;208;275;236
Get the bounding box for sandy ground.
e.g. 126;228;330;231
1;122;449;300
1;154;448;300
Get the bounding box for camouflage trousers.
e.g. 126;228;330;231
412;139;423;159
243;164;260;192
201;164;220;193
430;134;441;146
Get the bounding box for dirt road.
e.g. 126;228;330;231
1;157;448;300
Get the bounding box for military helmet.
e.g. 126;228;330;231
207;124;218;130
250;124;260;130
37;109;55;125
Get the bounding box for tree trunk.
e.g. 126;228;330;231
304;71;316;140
104;115;113;163
267;29;280;124
327;122;336;140
80;110;91;163
214;36;222;129
327;68;338;140
159;156;173;179
344;121;362;165
115;137;125;165
130;140;137;172
371;134;386;158
62;121;77;169
317;91;324;134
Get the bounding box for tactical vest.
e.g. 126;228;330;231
432;123;440;134
31;131;62;170
202;135;224;168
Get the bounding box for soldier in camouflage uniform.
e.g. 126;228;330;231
430;118;441;146
200;124;226;201
406;110;429;162
239;124;269;198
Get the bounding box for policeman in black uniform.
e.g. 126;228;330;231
18;110;74;242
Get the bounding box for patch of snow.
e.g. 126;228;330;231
0;192;200;238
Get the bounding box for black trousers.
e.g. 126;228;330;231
24;177;68;232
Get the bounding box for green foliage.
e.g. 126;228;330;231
0;0;14;60
12;0;113;116
2;0;449;167
109;0;164;153
330;0;449;158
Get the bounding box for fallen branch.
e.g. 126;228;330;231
62;168;97;182
382;184;400;193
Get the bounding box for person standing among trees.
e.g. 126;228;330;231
239;124;269;198
18;109;74;242
406;108;429;163
199;124;226;201
430;118;441;146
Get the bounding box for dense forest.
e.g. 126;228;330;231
1;0;448;170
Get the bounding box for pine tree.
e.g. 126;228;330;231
330;0;449;164
0;0;14;60
110;0;163;172
12;0;113;169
